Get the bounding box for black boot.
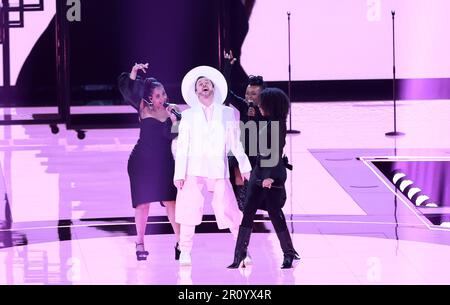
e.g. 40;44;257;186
276;230;299;269
175;242;181;260
235;184;248;212
227;226;252;269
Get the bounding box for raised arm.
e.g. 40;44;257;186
130;63;148;80
228;90;249;115
117;63;149;110
223;51;252;118
223;50;237;85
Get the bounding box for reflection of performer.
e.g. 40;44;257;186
228;88;300;269
177;266;193;285
173;66;252;266
118;63;181;261
0;177;12;230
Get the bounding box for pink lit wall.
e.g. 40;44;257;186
241;0;450;81
0;0;55;86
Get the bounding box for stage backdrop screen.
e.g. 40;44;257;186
241;0;450;81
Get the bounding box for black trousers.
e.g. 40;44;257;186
228;155;257;188
241;181;288;233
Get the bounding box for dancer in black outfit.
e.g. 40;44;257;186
228;87;300;269
223;51;265;211
118;63;180;261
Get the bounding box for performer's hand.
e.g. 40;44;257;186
247;106;256;117
166;104;179;123
242;172;251;181
132;63;148;73
224;50;237;65
174;179;185;190
130;63;149;80
262;178;274;189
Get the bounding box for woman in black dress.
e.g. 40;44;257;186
118;63;180;261
227;87;300;269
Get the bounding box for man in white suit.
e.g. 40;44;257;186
174;66;252;266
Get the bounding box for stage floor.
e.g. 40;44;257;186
1;100;450;285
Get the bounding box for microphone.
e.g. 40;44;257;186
142;97;182;121
163;101;182;121
248;100;256;117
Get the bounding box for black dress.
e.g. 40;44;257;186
128;117;178;207
118;73;177;207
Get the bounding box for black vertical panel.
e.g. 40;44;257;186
223;0;255;94
14;18;57;105
1;0;11;104
15;0;222;106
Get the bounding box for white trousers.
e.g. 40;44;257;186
175;176;242;253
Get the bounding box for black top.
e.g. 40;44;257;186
246;119;291;211
117;72;147;111
254;120;288;185
223;62;263;165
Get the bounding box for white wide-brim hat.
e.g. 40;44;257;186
181;65;228;107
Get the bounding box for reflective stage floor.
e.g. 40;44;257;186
1;100;450;284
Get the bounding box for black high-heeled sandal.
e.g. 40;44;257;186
135;243;149;261
175;242;181;260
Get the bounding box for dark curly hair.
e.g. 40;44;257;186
259;87;290;121
247;75;265;89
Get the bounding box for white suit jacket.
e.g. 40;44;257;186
174;104;251;180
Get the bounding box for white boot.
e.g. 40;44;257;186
179;251;192;266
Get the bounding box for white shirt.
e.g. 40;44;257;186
201;103;214;122
174;104;251;180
